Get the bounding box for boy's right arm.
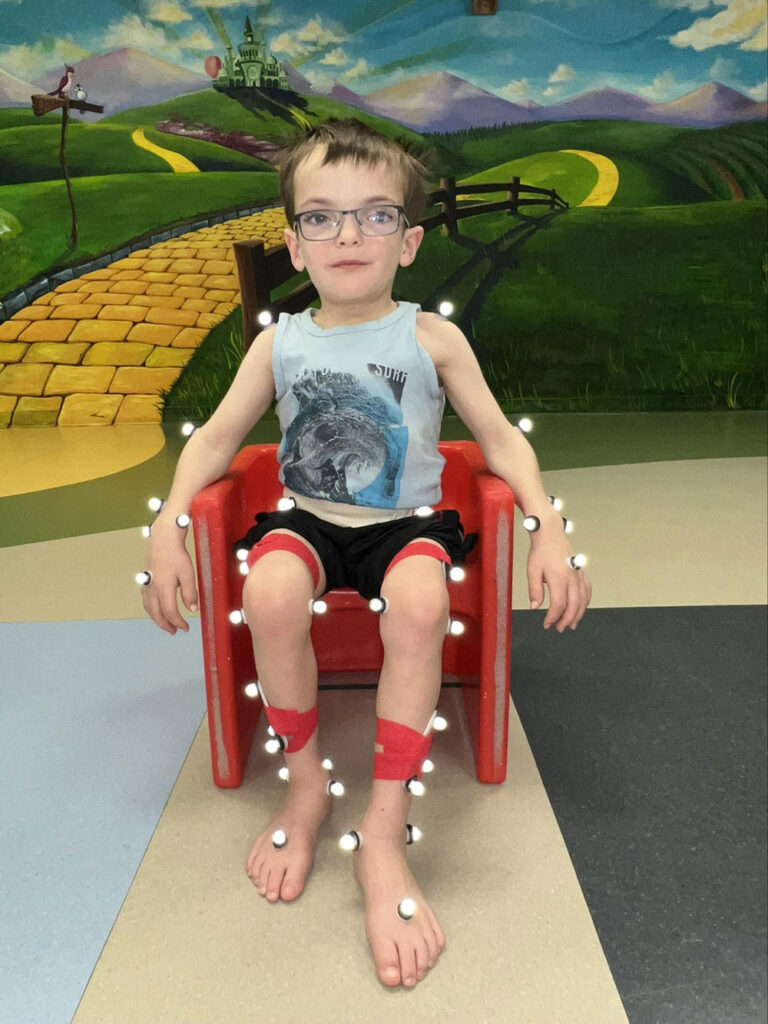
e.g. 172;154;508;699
142;325;277;634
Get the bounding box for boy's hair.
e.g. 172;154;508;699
278;118;431;228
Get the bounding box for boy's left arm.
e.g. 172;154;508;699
425;315;591;633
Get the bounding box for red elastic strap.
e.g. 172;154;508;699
373;717;433;781
384;540;451;580
263;704;318;754
246;533;321;591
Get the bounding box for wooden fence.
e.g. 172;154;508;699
235;175;568;349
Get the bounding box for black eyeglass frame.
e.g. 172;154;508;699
293;204;410;240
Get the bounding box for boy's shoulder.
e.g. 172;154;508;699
415;309;464;372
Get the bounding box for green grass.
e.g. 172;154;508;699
460;151;598;207
431;119;767;207
0;170;279;295
394;201;767;411
0;120;271;186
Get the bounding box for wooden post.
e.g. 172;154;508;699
440;176;457;237
472;0;498;12
508;176;520;215
234;239;270;351
58;101;78;246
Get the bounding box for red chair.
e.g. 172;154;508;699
190;440;514;787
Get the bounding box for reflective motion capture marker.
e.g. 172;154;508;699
175;514;191;528
135;571;152;586
322;758;334;771
181;422;196;437
271;829;287;849
405;776;426;796
522;515;540;533
414;506;434;518
421;758;435;774
229;608;246;625
277;497;296;512
397;898;417;922
244;682;259;699
257;310;274;327
405;823;423;845
369;597;389;614
447;618;465;636
236;548;249;562
548;495;564;512
327;779;345;797
339;830;362;852
516;417;533;434
437;301;454;318
148;497;165;513
431;714;448;732
309;599;328;615
141;525;152;538
448;565;466;582
278;765;290;781
563;517;573;534
568;553;588;570
239;562;250;576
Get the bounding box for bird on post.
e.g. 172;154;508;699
48;65;75;98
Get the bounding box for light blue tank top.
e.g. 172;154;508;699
272;301;446;509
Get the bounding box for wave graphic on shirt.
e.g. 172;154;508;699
281;368;408;506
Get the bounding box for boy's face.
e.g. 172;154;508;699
284;149;424;310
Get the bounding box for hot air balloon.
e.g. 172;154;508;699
204;55;222;79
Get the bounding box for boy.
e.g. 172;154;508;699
141;118;591;989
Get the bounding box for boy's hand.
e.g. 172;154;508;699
141;531;199;635
526;517;592;633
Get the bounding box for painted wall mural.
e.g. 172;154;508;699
0;0;765;427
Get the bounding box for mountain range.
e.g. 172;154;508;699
1;50;764;130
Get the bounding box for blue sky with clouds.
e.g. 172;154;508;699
1;0;765;102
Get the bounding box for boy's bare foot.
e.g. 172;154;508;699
246;771;331;902
353;830;446;988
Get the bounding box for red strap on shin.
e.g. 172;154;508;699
373;717;433;781
384;540;451;580
263;703;318;754
246;533;321;591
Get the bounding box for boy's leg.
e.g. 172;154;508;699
242;529;331;903
353;540;449;988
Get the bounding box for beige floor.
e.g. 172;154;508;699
2;458;764;623
6;455;765;1022
72;688;628;1024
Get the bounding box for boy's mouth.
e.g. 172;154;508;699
331;260;368;268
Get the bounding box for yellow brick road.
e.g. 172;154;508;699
0;208;287;427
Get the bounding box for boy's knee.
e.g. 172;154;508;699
380;576;449;640
242;560;313;634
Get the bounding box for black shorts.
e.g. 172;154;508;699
235;506;477;600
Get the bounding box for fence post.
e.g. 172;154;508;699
440;176;457;237
508;176;520;215
234;239;269;352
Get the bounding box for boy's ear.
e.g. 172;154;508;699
399;225;424;268
284;226;305;272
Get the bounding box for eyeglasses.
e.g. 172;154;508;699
294;204;409;241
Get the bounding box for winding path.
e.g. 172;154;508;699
560;150;620;206
131;128;200;173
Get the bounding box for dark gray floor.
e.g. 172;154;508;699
510;606;768;1024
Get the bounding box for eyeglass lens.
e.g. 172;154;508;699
297;205;404;239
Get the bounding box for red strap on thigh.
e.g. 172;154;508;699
246;533;320;591
384;540;451;580
263;704;319;754
373;717;433;781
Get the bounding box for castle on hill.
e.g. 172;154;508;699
213;16;288;92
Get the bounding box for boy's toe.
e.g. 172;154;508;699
371;937;400;987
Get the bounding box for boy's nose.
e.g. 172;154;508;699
336;212;363;243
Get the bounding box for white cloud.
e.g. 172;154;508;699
342;58;371;81
746;77;767;99
709;54;738;76
500;77;531;99
271;31;309;58
189;0;243;7
668;0;766;51
320;47;349;67
0;38;92;79
642;69;678;97
101;14;213;62
145;0;191;24
543;84;561;96
296;17;345;47
548;62;575;83
657;0;715;10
